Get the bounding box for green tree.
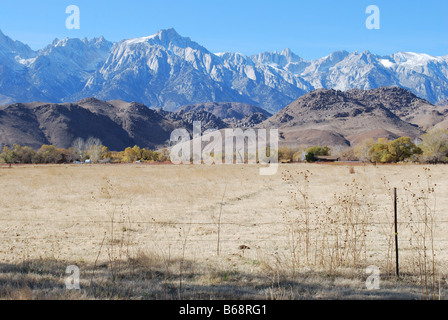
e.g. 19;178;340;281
305;145;330;162
0;146;16;167
369;138;392;163
306;146;330;157
388;137;422;162
12;145;37;163
305;151;316;163
369;137;421;163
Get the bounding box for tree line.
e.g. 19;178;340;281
278;128;448;164
0;137;170;165
2;128;448;165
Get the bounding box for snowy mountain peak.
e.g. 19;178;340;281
280;48;292;55
156;28;182;41
250;48;303;68
122;28;194;48
124;28;171;43
0;29;447;111
279;48;302;61
48;36;112;49
0;29;36;62
393;52;442;66
94;35;108;45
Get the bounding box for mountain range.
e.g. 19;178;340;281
1;28;448;113
0;99;271;150
1;88;447;151
260;87;448;147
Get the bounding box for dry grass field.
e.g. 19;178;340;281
0;162;447;300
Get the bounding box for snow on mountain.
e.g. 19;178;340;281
77;28;307;113
0;30;113;104
384;52;448;104
379;58;394;69
0;28;447;112
29;37;113;101
216;47;448;109
0;29;36;64
78;28;250;111
43;36;113;72
0;29;39;104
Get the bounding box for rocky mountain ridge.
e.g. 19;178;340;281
1;88;447;150
1;28;447;113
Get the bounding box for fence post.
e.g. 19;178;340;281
394;187;399;278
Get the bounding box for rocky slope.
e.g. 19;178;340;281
259;87;446;147
0;98;173;150
0;99;269;150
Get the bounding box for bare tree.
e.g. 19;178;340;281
72;137;87;162
72;137;103;163
354;138;375;163
87;137;103;163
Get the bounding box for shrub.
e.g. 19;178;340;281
305;151;316;163
419;129;448;163
278;146;294;163
305;146;330;162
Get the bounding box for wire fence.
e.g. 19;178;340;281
1;218;447;243
2;217;448;226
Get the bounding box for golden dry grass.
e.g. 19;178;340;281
0;163;447;299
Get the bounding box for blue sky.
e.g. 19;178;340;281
0;0;447;60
